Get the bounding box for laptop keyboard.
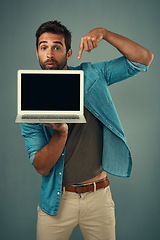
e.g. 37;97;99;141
22;115;80;120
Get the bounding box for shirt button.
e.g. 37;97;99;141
62;153;64;156
59;172;62;175
57;192;60;195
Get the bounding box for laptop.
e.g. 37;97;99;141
15;69;86;123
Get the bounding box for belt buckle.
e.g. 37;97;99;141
75;185;85;194
75;185;81;194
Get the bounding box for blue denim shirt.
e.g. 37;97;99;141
20;56;148;215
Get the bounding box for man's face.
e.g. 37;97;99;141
36;32;72;70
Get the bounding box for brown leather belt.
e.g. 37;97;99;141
64;177;109;194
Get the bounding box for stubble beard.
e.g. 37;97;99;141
39;57;67;70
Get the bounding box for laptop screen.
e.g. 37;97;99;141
21;73;80;111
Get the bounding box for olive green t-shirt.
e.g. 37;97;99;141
63;107;103;187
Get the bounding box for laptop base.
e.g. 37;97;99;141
15;115;86;123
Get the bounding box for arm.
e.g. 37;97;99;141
33;123;68;176
78;28;154;65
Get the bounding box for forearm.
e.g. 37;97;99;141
78;27;153;65
33;127;68;176
102;28;154;65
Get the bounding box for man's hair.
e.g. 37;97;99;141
35;20;72;52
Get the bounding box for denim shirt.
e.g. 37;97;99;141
20;56;148;215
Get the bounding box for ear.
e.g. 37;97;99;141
67;49;72;60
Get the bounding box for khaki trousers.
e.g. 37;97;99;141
37;186;116;240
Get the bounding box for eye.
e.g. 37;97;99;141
41;46;47;50
54;47;60;50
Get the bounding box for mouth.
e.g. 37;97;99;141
47;63;54;65
45;62;58;70
46;60;57;65
46;62;56;67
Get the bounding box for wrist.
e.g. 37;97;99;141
95;28;106;39
55;124;68;136
102;28;110;41
53;128;68;144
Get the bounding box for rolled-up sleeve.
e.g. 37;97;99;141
20;123;48;164
92;56;149;86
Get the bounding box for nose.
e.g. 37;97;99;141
47;48;54;58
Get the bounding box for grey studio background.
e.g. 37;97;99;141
0;0;159;239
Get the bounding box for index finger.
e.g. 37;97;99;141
78;38;84;59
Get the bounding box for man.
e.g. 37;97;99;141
21;21;153;240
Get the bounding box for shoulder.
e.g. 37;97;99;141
68;62;92;71
68;62;106;73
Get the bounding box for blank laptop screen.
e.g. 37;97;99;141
21;73;80;111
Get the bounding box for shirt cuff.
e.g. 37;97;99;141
126;58;149;73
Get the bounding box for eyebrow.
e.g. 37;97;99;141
39;41;63;46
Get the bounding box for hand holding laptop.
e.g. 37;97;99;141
40;123;68;133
